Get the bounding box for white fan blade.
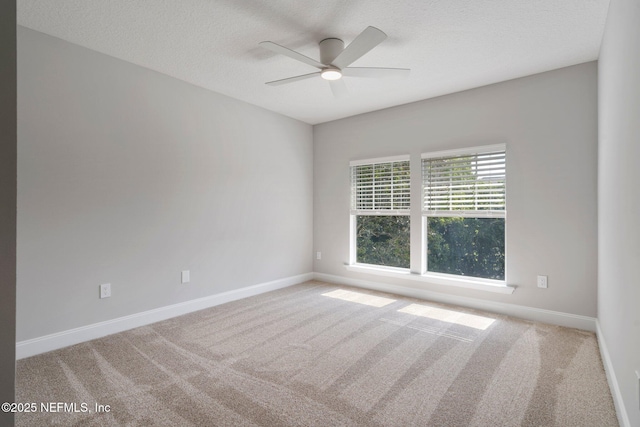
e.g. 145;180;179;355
342;67;410;78
260;41;325;69
329;79;348;98
265;72;321;86
331;26;387;69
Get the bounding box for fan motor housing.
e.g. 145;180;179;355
319;38;344;66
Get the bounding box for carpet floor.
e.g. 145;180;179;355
16;281;618;426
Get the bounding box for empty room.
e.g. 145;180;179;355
1;0;639;426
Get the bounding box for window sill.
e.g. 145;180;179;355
344;264;515;294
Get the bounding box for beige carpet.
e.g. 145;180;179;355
16;281;618;426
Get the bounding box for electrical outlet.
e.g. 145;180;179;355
537;275;548;288
99;283;111;299
181;270;190;284
316;251;322;260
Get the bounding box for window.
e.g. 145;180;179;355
350;156;410;268
422;145;506;280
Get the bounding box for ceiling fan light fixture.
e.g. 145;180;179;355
261;26;409;94
321;68;342;81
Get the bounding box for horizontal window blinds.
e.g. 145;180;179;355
422;149;506;217
351;160;410;213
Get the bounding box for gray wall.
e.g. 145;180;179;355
314;62;598;317
598;0;640;424
1;2;16;425
17;27;313;341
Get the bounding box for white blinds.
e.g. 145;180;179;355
351;159;410;213
422;148;506;217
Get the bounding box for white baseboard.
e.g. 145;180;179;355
16;271;597;360
16;272;313;360
596;320;631;427
313;272;597;332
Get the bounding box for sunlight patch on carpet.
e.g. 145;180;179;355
321;289;396;307
398;303;496;330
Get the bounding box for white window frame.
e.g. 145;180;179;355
421;144;507;283
345;148;514;294
349;155;411;269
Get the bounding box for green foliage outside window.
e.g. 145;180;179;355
427;217;505;280
356;216;410;268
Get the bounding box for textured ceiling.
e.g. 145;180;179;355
17;0;610;124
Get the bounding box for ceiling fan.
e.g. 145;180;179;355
260;26;410;97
